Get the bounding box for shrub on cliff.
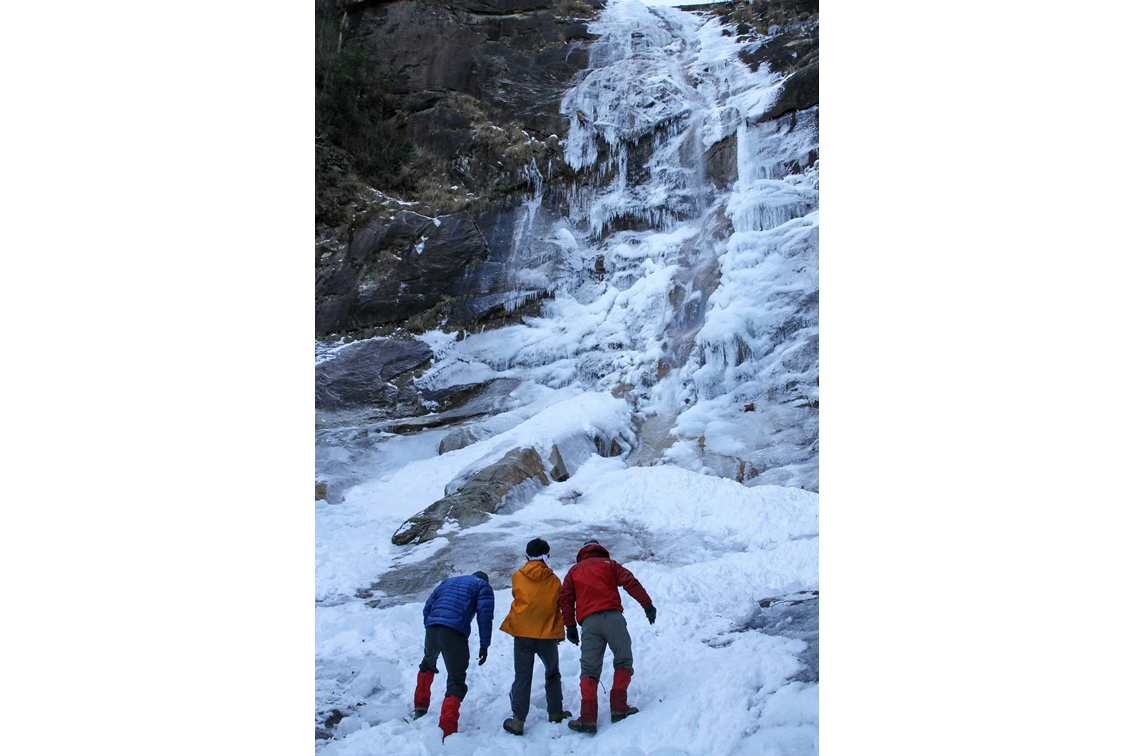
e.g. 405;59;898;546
315;2;411;226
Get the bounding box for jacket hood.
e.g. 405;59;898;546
575;544;610;563
518;559;554;581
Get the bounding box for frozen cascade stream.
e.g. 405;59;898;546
315;2;818;754
421;0;819;490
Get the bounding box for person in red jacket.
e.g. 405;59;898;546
559;539;657;734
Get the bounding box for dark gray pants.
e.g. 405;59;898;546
510;637;564;720
580;610;633;679
420;625;470;701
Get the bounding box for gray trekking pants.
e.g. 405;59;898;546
579;609;633;679
509;637;564;720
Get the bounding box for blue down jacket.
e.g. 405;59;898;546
423;575;495;647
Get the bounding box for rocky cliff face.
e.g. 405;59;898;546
316;0;817;343
316;0;602;339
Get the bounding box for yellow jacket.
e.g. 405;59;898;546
499;559;565;640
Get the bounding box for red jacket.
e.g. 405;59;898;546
560;544;652;626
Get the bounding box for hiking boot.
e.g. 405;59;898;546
567;718;597;734
548;710;573;723
502;718;524;736
412;707;428;720
611;706;639;723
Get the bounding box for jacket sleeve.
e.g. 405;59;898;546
423;586;439;625
613;561;653;609
560;568;577;627
475;582;495;648
553;575;564;626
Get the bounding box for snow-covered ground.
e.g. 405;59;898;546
316;442;819;755
316;2;819;753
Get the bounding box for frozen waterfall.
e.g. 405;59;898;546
425;0;820;490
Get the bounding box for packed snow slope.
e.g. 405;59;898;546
316;1;819;753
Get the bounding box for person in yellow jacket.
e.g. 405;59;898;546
500;538;573;736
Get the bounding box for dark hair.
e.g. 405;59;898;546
584;539;601;547
526;538;550;558
472;571;490;586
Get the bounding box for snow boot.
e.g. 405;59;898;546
439;695;461;739
413;671;434;719
567;677;598;734
610;668;639;722
548;709;573;723
502;718;524;736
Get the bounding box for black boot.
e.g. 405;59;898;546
611;706;639;723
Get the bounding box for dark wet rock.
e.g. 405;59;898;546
315;728;333;741
350;212;489;331
378;378;522;434
349;0;596;140
438;425;492;455
316;198;565;337
314;338;433;411
547;427;621;483
316;0;605;336
593;433;627;458
350;211;436;263
421;380;508;415
548;444;571;482
392;447;549;545
706;134;738;189
738;25;817;78
442;199;563;323
316;482;328;501
692;0;818;125
316;210;485;337
324;709;346;729
760;19;818;70
443;444;550;499
461;0;557;13
757;62;818;123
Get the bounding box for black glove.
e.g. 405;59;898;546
478;647;488;666
644;605;657;625
565;625;579;645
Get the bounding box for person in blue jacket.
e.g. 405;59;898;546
413;570;495;738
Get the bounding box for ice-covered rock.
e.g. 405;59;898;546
314;337;433;430
436;425;492;455
391;447;549;546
